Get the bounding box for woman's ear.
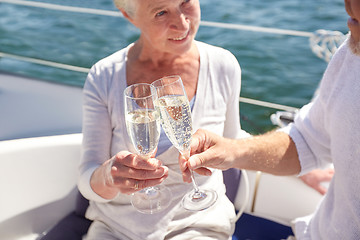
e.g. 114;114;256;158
120;9;135;25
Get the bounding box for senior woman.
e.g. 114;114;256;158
78;0;248;239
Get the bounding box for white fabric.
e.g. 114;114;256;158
281;38;360;239
78;41;248;240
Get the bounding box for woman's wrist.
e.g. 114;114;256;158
90;159;119;200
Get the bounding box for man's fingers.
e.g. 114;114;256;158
179;154;188;172
188;152;208;169
182;168;192;183
315;184;328;195
181;166;212;183
193;167;212;176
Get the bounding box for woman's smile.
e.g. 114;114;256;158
168;31;190;42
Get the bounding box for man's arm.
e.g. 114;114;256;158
182;129;301;182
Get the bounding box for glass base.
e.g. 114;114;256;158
181;189;218;211
131;185;172;214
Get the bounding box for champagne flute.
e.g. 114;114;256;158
152;75;218;211
124;83;172;214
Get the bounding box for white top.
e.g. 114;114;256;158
282;38;360;239
78;41;248;240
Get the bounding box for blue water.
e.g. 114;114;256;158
0;0;349;134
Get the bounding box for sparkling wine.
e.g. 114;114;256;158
156;95;192;153
152;75;217;211
125;109;160;156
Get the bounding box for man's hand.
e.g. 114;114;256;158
299;168;334;195
180;129;235;182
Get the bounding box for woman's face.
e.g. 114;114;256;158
345;0;360;43
130;0;201;56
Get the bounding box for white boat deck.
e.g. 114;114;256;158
0;71;83;141
0;71;324;240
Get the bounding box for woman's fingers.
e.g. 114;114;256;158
113;172;169;194
111;164;168;180
111;152;168;180
114;151;162;170
108;151;169;194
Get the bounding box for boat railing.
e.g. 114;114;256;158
0;50;300;112
0;0;347;112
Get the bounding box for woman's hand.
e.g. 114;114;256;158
91;151;168;199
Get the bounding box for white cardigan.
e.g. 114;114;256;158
78;41;248;240
282;38;360;239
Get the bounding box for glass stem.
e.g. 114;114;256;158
182;148;201;193
190;170;200;193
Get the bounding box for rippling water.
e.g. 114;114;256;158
0;0;348;134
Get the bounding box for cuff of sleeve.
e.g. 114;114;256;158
277;124;317;176
239;130;252;139
78;164;116;203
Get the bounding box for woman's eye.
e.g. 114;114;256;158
156;11;166;17
182;0;191;6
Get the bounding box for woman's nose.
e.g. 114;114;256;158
170;11;189;30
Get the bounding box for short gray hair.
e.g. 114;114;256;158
113;0;136;16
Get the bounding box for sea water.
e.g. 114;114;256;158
0;0;348;134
